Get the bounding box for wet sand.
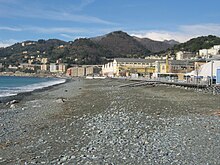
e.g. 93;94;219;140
0;79;220;164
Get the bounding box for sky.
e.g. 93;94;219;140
1;0;220;47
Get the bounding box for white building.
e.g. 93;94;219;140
50;63;58;72
199;45;220;57
102;62;116;77
176;51;195;60
208;48;219;56
198;60;220;77
186;60;220;78
199;49;208;57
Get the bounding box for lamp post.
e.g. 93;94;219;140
210;60;214;86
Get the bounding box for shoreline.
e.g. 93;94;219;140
0;77;70;104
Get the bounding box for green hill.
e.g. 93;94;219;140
0;31;152;65
173;35;220;52
1;32;220;66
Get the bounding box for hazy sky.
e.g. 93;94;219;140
1;0;220;47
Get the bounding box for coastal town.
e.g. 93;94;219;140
0;42;220;87
1;1;220;164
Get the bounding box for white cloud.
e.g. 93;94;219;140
0;26;22;31
0;26;89;34
130;24;220;43
28;27;88;34
180;24;220;35
0;39;18;48
60;33;74;39
0;0;114;25
77;0;95;11
130;31;191;43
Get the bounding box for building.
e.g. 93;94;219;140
78;67;85;77
22;51;28;54
176;51;196;60
58;64;67;73
66;67;78;77
28;59;34;64
50;63;58;72
19;63;41;71
154;60;195;80
8;65;18;70
41;64;49;71
102;58;157;77
86;66;94;76
58;45;64;49
49;63;67;73
199;45;220;57
41;58;48;64
66;67;85;77
187;60;220;83
199;49;208;57
156;60;194;73
66;65;100;77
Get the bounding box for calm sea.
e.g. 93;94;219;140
0;76;66;98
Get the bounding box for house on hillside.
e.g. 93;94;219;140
176;51;196;60
199;45;220;57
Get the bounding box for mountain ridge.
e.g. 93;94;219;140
1;31;220;65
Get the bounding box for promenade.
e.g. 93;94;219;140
114;77;220;95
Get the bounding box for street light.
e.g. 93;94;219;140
210;60;214;86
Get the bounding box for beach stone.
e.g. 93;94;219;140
1;79;219;165
55;98;67;103
10;104;16;109
6;99;19;105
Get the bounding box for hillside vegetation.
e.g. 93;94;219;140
1;32;220;65
173;35;220;52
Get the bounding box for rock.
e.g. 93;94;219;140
10;104;16;109
6;99;19;105
55;98;67;103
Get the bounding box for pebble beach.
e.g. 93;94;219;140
0;79;220;164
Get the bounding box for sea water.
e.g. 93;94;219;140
0;76;66;98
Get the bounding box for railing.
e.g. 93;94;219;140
113;76;220;94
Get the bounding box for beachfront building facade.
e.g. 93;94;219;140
49;63;67;73
50;63;58;73
154;60;195;80
66;65;101;77
102;58;157;78
40;64;49;71
19;63;41;71
186;60;220;84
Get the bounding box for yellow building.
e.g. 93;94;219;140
102;58;157;77
154;60;195;80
